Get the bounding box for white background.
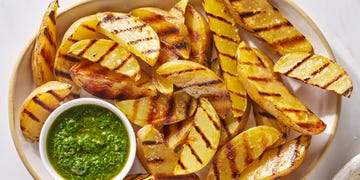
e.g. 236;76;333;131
1;0;359;179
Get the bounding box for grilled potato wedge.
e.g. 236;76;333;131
207;126;282;179
70;61;156;100
97;12;160;66
54;14;99;98
163;118;193;150
253;103;288;146
222;0;313;55
274;52;353;97
115;91;197;126
175;98;221;175
131;7;190;59
185;4;212;66
137;125;179;175
152;69;174;95
202;0;248;118
239;135;311;179
31;0;58;86
125;173;199;180
68;39;141;81
156;60;231;119
169;0;189;23
20;81;72;141
236;42;326;135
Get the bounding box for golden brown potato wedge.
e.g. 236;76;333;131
152;69;174;95
20;81;72;141
169;0;189;23
274;52;353;97
115;91;197;126
31;0;58;86
156;60;231;119
239;135;311;179
70;61;157;100
97;12;160;66
202;0;248;118
54;14;99;98
163;118;193;150
131;7;190;59
125;173;199;180
207;126;282;179
175;98;221;175
137;125;179;176
236;42;326;135
222;0;313;55
68;38;141;81
185;4;212;66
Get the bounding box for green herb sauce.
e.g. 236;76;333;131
46;104;130;180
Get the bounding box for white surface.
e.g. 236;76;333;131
1;0;359;179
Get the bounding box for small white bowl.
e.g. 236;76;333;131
39;98;136;180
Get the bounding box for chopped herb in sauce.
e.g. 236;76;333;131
47;104;130;179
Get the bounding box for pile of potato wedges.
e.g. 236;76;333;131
19;0;353;179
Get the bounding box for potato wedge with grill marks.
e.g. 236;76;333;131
31;0;58;86
131;7;190;59
239;135;311;179
97;12;160;66
236;42;326;135
185;4;212;66
115;91;197;126
175;98;221;175
222;0;313;55
207;126;282;180
20;81;72;142
156;60;231;119
68;39;141;81
169;0;189;23
54;14;99;98
137;125;179;176
274;52;353;97
202;0;248;118
70;61;157;100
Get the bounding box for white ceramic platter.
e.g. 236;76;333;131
9;0;340;179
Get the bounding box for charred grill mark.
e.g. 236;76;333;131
133;100;140;123
43;27;55;46
284;53;313;75
59;53;81;63
187;143;203;164
213;33;241;44
49;10;56;25
323;72;345;89
48;89;65;101
100;13;131;23
146;157;164;163
228;89;247;99
54;69;72;80
41;48;53;69
181;79;223;89
67;37;78;43
194;122;212;149
160;67;206;78
157;27;180;37
272;145;283;175
248;76;273;82
239;11;262;19
77;39;97;57
218;52;237;60
113;54;132;72
23;109;40;122
253;21;291;33
212;159;221;180
303;62;330;82
237;61;264;67
226;143;240;179
280;108;306;113
172;42;187;50
221;118;232;138
82;24;96;32
147;96;159;124
127;37;155;45
178;158;186;170
142;48;160;55
271;35;307;48
173;5;185;16
258;110;276;119
290;137;301;166
243;135;254;165
223;70;238;77
206;12;234;25
96;42;119;63
164;96;176;124
185;97;195;118
112;24;147;34
33;97;53;112
142;140;163;145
